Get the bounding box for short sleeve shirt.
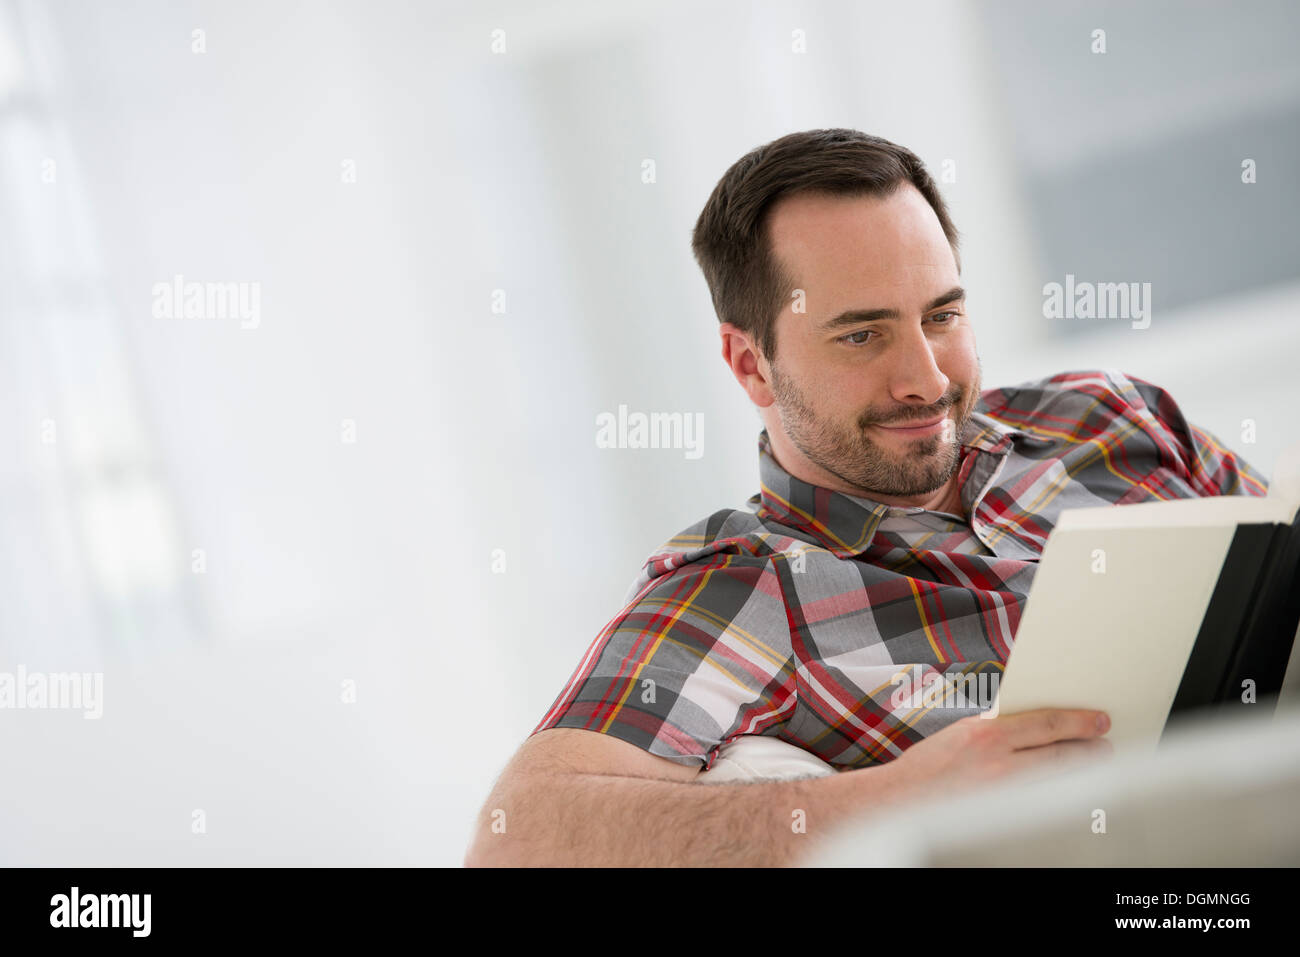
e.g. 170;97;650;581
531;369;1270;770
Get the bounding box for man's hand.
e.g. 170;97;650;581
882;708;1113;801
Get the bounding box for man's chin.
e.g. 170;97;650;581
868;444;961;494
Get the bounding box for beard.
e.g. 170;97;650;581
769;360;982;499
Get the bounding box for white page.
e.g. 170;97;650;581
992;522;1239;751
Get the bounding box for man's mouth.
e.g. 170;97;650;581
871;414;947;437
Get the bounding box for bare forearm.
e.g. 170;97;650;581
465;765;904;867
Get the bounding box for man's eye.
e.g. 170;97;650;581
930;311;959;324
840;330;875;345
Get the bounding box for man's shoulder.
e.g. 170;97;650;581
617;501;814;605
977;367;1167;433
653;503;769;554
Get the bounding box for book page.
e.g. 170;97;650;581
992;522;1240;751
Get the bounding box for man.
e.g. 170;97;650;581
465;129;1268;867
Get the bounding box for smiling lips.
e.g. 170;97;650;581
872;414;947;436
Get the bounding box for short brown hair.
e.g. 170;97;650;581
690;128;960;363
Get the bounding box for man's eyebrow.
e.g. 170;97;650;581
819;286;966;332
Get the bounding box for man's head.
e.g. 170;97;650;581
691;129;983;507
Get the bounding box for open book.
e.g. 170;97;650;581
991;441;1300;750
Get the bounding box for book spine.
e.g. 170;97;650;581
1219;510;1300;701
1163;523;1276;732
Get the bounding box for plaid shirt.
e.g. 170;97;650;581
533;369;1269;771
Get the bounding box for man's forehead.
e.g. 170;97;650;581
767;184;954;299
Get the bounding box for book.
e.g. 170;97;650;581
991;441;1300;750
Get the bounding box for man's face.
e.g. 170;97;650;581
760;184;982;501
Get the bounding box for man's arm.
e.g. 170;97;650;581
464;710;1113;867
464;729;867;867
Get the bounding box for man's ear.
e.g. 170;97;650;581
719;322;775;409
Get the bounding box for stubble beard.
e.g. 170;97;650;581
769;360;981;499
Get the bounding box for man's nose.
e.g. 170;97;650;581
887;325;950;407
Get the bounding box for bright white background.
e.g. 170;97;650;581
1;0;1296;865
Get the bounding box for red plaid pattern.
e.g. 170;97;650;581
533;369;1269;770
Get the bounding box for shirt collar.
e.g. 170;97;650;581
752;411;1030;558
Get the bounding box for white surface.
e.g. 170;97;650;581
804;701;1300;866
